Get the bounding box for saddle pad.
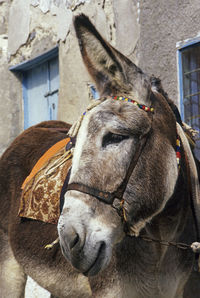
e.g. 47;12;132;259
18;138;72;224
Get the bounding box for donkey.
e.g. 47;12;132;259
0;14;200;298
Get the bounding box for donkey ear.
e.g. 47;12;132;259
74;14;125;96
74;14;151;103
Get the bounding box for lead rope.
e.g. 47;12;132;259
45;99;200;262
120;128;200;259
131;129;200;270
45;96;152;250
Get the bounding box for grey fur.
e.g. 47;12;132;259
0;14;199;298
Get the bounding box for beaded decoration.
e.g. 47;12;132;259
69;95;181;169
176;135;181;168
81;96;154;118
111;96;181;168
111;96;154;112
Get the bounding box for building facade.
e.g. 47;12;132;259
138;0;200;159
0;0;140;155
1;0;199;156
0;1;200;296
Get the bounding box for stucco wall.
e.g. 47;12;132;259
0;0;23;155
0;0;140;156
138;0;200;106
2;0;200;154
0;0;139;295
0;0;200;296
58;0;140;123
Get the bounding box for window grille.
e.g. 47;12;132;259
179;42;200;159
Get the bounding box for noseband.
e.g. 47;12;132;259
67;133;149;205
60;96;200;260
66;96;154;221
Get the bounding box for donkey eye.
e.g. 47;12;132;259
102;132;129;148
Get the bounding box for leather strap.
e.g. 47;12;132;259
60;168;72;213
67;133;150;205
67;183;115;204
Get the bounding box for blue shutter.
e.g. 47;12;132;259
23;57;59;129
46;57;59;121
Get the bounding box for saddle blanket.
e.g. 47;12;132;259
18;138;72;224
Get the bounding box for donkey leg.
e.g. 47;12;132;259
0;230;27;298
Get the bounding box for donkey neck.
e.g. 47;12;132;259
146;154;194;245
105;167;194;298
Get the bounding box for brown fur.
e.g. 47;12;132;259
0;121;92;297
0;15;199;298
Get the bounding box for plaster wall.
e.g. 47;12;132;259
0;0;23;155
0;0;200;296
2;0;200;157
0;0;139;156
58;0;140;123
138;0;200;106
0;0;139;295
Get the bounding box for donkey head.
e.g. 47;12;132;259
58;14;178;276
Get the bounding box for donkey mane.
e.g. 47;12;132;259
150;75;183;126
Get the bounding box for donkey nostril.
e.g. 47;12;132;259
69;232;79;250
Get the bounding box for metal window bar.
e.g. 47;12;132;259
184;67;200;75
185;114;200;121
184;91;200;99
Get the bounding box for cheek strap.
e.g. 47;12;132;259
65;133;149;225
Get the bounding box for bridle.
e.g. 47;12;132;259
67;133;150;217
56;95;200;260
66;95;154;223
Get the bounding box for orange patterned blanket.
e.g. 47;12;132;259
19;138;72;224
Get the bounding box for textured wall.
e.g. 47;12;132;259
2;0;200;152
0;0;139;295
0;0;140;155
0;0;200;296
58;0;140;124
0;0;23;155
138;0;200;106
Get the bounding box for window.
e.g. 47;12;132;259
178;41;200;159
88;84;99;100
10;47;59;129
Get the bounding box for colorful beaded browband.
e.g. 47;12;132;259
82;95;154;117
110;96;180;167
176;136;181;168
80;95;180;167
111;96;154;112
